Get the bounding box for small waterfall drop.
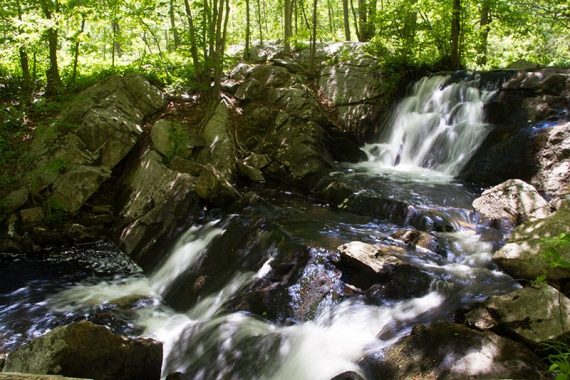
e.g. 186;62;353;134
363;75;494;176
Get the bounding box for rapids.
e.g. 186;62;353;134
0;75;519;379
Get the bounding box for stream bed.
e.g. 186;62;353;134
0;76;521;379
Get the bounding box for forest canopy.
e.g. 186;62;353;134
0;0;569;95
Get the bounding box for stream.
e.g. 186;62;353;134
0;75;520;379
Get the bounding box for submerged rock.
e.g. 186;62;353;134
472;179;552;226
2;320;162;380
492;202;570;281
361;323;546;379
466;284;570;345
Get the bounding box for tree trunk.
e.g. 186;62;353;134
169;0;180;51
450;0;461;69
40;0;62;96
350;0;360;40
16;0;31;94
245;0;251;58
183;0;202;82
477;0;491;66
284;0;293;54
256;0;263;43
357;0;366;41
342;0;351;41
71;15;86;84
309;0;318;74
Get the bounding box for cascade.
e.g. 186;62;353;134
362;75;495;176
0;75;519;380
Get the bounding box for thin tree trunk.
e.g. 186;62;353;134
183;0;202;81
245;0;251;58
327;0;334;34
357;0;366;41
256;0;263;43
350;0;360;41
284;0;293;54
450;0;461;69
299;0;311;29
40;0;62;96
71;15;86;84
169;0;180;51
477;0;491;66
309;0;318;75
16;0;31;93
342;0;351;41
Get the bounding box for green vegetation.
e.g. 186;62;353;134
0;0;568;100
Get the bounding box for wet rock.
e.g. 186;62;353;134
330;371;364;380
195;164;240;205
151;119;178;159
118;149;201;269
2;320;162;380
361;323;546;379
48;166;112;214
466;284;570;345
31;227;65;246
338;241;406;276
337;241;430;299
0;187;29;214
392;229;439;252
492;202;570;281
63;224;98;243
472;179;551;226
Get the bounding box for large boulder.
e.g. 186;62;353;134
2;320;162;380
233;62;356;189
118;150;200;270
492;202;570;281
14;75;166;217
472;179;552;226
318;51;394;141
528;122;570;203
361;323;546;379
462;69;569;189
466;284;570;345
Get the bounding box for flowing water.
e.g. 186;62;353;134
0;76;518;379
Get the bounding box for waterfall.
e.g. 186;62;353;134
362;75;494;176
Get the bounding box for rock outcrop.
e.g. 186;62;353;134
2;321;162;380
362;323;546;379
492;202;570;281
462;69;570;202
472;179;552;226
466;284;570;345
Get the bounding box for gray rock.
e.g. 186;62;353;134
2;320;162;380
466;284;570;345
237;161;265;182
0;187;29;214
338;241;406;275
168;156;203;176
529;122;570;202
392;229;439;252
195;164;240;205
20;208;45;224
492;202;570;280
151;119;178;158
198;101;236;177
119;150;199;268
472;179;551;225
0;373;89;379
362;323;545;379
49;166;112;214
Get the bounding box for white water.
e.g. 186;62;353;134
362;75;495;176
42;76;514;379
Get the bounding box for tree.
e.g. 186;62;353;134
284;0;293;54
477;0;492;66
450;0;461;69
39;0;62;96
342;0;351;41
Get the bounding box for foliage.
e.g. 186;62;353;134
540;340;570;380
541;232;570;270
